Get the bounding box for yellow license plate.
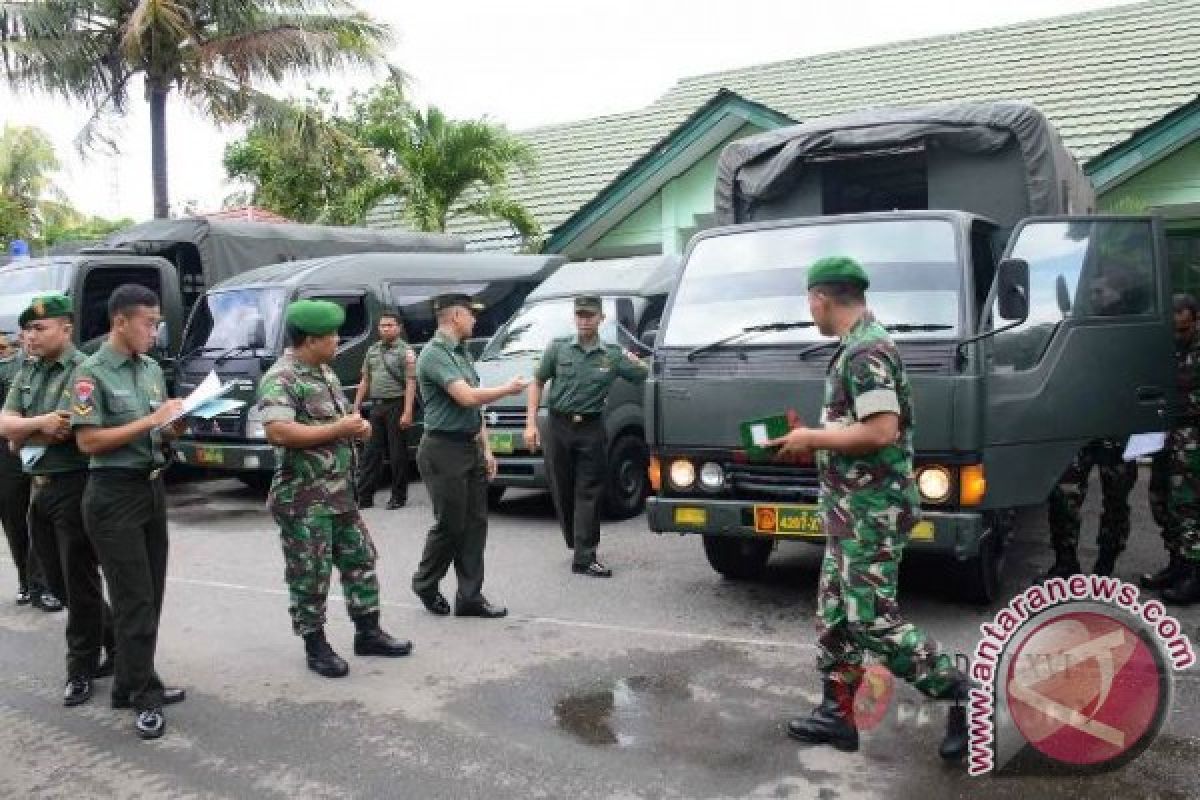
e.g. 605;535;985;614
910;521;935;541
674;507;708;526
753;504;822;537
488;432;515;455
196;447;224;466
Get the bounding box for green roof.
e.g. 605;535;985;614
367;0;1200;251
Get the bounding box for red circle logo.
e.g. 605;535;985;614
1005;610;1166;767
853;665;895;731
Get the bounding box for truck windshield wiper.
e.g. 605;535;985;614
687;321;815;361
485;348;542;360
883;323;954;333
797;340;838;359
212;344;259;365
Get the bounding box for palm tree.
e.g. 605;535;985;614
0;123;62;242
353;89;540;245
0;1;392;218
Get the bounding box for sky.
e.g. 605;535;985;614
0;0;1133;221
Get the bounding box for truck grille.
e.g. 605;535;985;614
726;462;820;503
186;412;244;440
484;408;527;428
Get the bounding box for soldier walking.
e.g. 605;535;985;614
0;294;115;706
0;331;54;610
523;295;648;577
353;311;416;510
257;300;412;678
412;293;528;619
1036;439;1137;580
767;257;968;760
70;284;187;740
1146;294;1200;605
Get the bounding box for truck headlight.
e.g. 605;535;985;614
917;466;952;503
699;462;724;490
669;458;696;490
245;406;267;440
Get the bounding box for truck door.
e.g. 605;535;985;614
297;288;372;404
981;216;1174;508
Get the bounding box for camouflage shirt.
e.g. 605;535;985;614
817;311;920;539
257;353;356;515
1176;331;1200;424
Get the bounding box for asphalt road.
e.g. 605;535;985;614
0;468;1197;800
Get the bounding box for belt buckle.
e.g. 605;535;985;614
572;414;583;423
33;475;48;487
149;467;164;481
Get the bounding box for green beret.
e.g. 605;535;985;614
806;256;870;290
574;295;602;314
286;299;345;335
19;293;72;328
431;293;485;313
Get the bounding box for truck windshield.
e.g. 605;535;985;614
0;263;70;333
661;219;960;347
481;298;617;360
181;288;287;355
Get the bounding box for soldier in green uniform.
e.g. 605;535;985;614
1155;294;1200;605
71;284;187;740
412;293;528;619
0;331;55;610
0;294;114;706
353;311;416;509
258;300;413;678
523;295;648;577
768;257;968;760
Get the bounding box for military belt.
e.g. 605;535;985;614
425;429;479;442
90;466;167;481
549;409;602;424
31;469;87;487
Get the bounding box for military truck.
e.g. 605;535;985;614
0;221;463;381
171;252;564;487
476;255;679;516
645;102;1174;603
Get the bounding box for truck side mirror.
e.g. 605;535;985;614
1055;273;1072;316
996;258;1030;322
249;319;267;350
154;320;170;352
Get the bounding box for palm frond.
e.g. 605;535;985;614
464;190;542;244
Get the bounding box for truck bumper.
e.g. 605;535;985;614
173;439;277;474
646;496;987;560
492;454;549;490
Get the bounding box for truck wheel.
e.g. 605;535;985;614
238;472;272;492
703;535;772;581
603;434;649;520
957;526;1004;605
487;485;507;509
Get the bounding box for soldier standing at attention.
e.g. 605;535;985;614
1158;294;1200;605
0;331;52;610
767;257;969;761
523;295;648;577
71;284;187;741
0;294;114;706
1036;439;1137;580
412;293;528;619
258;300;413;678
353;311;416;510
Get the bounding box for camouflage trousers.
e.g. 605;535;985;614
816;529;957;697
1166;426;1200;564
1046;439;1137;556
273;507;381;636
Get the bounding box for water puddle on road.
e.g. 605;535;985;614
553;673;694;747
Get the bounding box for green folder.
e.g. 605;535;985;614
739;413;792;460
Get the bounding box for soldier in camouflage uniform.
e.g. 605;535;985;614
769;257;968;761
1154;294;1200;604
1038;439;1137;580
257;300;413;678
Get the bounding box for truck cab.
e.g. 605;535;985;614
646;102;1174;603
475;255;679;517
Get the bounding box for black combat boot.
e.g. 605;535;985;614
938;657;972;762
1163;563;1200;606
1032;551;1081;585
1092;547;1120;577
303;630;349;678
787;676;859;752
352;611;413;657
1142;553;1184;590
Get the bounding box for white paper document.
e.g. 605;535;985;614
750;423;769;446
189;397;246;419
155;370;238;430
19;445;46;470
1123;432;1167;461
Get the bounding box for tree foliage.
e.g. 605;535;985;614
0;122;60;242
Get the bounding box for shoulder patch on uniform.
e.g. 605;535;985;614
74;378;95;415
